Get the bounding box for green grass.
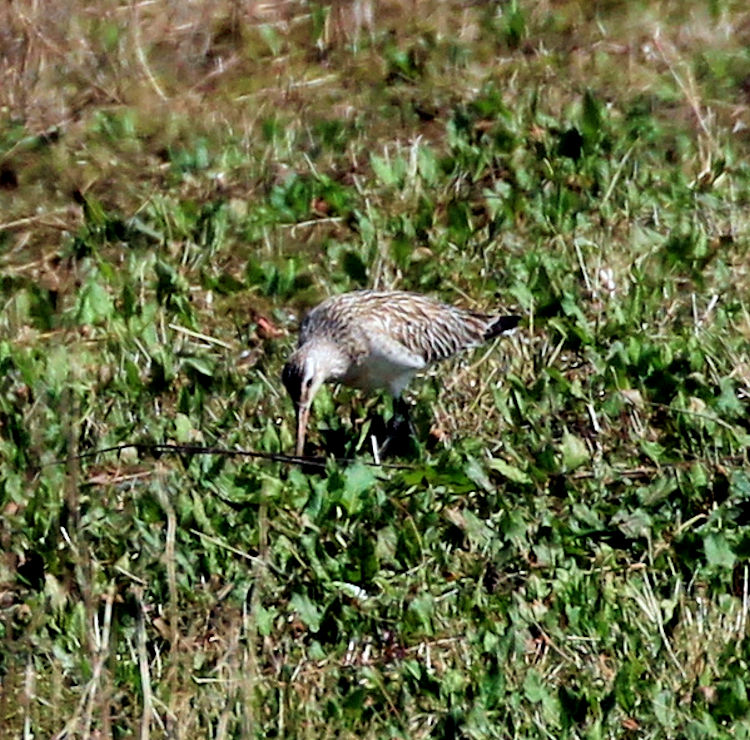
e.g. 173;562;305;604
1;0;750;737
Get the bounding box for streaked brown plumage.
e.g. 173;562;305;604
282;290;520;456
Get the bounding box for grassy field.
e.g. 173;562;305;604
2;0;750;737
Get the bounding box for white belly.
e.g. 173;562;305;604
342;341;425;397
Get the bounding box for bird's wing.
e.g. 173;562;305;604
298;290;503;366
358;293;494;365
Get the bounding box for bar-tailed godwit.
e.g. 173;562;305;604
282;290;520;456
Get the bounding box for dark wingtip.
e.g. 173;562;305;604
485;314;521;340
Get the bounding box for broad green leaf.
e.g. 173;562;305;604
653;689;675;728
260;421;280;453
464;456;492;492
704;533;736;569
462;509;494;548
488;457;531;484
523;669;547;703
732;471;750;498
581;89;604;142
174;413;193;443
76;280;113;324
255;605;277;637
375;525;397;562
500;509;528;542
46;347;70;393
561;431;589;471
370;153;405;188
407;593;434;633
639;440;666;465
611;508;652;539
716;377;743;416
340;462;376;515
572;503;603;530
182;356;215;377
290;593;322;632
417;146;438;184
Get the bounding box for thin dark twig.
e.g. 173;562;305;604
43;442;417;471
41;445;747;480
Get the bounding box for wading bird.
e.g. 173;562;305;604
282;290;520;456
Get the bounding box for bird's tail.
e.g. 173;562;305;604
483;314;521;341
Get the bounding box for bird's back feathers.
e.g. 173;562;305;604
298;290;519;368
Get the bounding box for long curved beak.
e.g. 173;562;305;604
295;403;311;457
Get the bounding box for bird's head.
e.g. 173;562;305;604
282;342;344;457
